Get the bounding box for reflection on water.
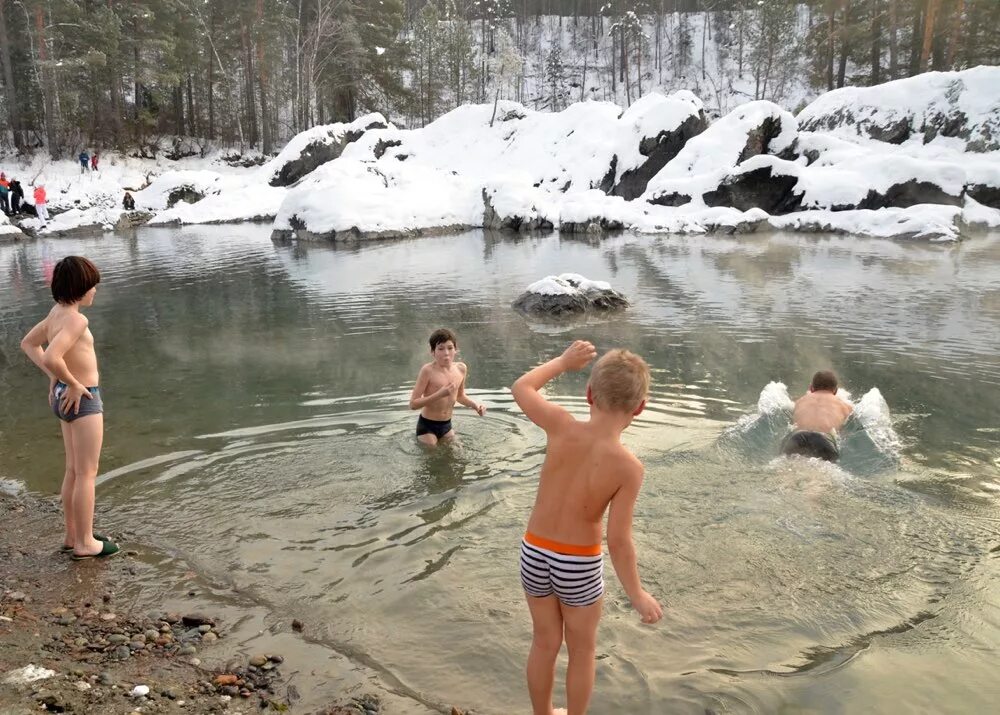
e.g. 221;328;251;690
2;227;1000;713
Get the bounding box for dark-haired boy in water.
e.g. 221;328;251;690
408;328;486;446
781;370;853;462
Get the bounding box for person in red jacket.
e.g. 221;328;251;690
90;152;99;172
34;184;49;224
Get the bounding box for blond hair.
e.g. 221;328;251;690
588;349;650;413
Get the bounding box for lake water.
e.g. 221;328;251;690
1;227;999;713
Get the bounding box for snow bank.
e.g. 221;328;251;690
769;204;963;241
797;66;1000;152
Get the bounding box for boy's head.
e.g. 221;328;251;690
587;349;650;416
429;327;458;364
809;370;838;393
51;256;100;306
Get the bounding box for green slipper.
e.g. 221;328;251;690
60;533;111;553
71;541;121;561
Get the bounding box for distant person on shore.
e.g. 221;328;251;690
122;191;135;211
513;341;662;715
10;178;24;214
408;327;486;446
78;150;89;174
33;184;49;225
90;152;99;172
780;370;853;462
0;172;10;215
20;256;120;560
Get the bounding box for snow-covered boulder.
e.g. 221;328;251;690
482;186;555;232
797;66;1000;152
513;274;628;319
263;113;390;187
644;101;797;207
0;213;25;239
135;170;222;211
603;91;707;200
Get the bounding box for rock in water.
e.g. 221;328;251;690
512;274;628;319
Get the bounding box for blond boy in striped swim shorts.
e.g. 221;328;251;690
512;341;663;715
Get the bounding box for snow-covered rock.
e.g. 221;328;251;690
482;185;555;232
797;66;1000;152
643;100;797;207
135;170;222;211
263;113;390;187
0;212;25;239
604;91;707;200
512;273;629;318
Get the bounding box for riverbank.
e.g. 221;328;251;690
0;489;463;715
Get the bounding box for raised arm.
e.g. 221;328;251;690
607;463;663;624
512;340;595;432
455;364;486;416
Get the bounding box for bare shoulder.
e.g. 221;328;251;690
616;446;644;483
456;362;468;374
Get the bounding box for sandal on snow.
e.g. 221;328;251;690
60;533;111;553
71;541;121;560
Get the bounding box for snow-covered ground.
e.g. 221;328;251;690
2;67;998;243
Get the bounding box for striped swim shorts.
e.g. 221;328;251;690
519;532;604;607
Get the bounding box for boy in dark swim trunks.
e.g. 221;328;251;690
781;370;853;462
408;328;486;446
20;256;120;559
513;341;663;715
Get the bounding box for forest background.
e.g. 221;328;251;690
0;0;997;159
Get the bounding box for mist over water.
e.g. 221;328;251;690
2;227;999;713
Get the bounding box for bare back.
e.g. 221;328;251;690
792;390;852;434
527;420;640;547
43;305;99;386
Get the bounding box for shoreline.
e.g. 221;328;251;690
0;489;466;715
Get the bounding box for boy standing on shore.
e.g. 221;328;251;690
20;256;119;559
513;340;662;715
408;328;486;446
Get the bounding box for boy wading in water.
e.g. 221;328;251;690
513;341;663;715
408;328;485;446
20;256;119;559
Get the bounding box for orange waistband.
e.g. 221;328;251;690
523;531;602;557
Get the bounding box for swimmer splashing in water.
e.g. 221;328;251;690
781;370;853;462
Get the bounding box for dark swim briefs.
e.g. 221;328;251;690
780;430;839;462
416;414;453;439
52;382;103;422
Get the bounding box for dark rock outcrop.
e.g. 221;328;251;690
482;190;553;232
610;113;708;200
269;120;387;187
166;187;205;208
704;165;803;214
853;180;963;210
966;183;1000;209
